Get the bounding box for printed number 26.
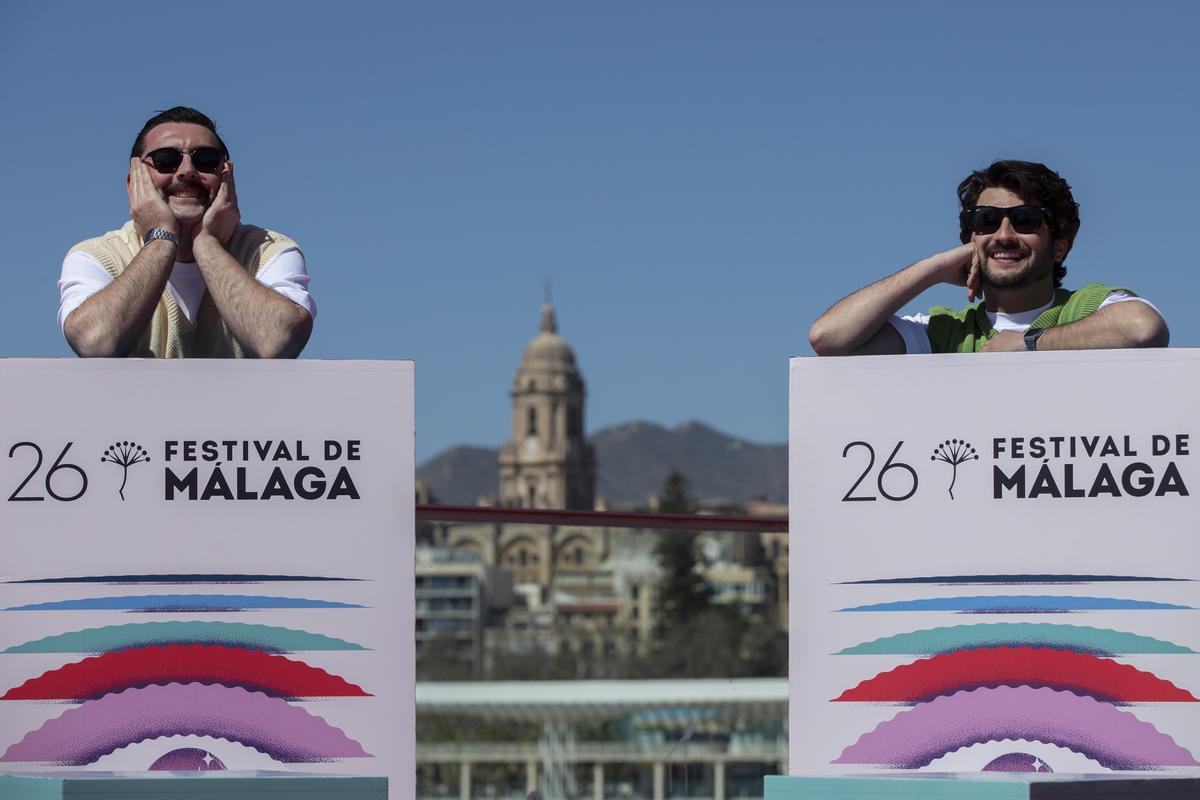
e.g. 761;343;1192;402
8;442;88;502
842;441;918;502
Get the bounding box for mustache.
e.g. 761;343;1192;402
166;181;209;196
986;241;1031;257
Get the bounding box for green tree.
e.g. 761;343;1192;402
657;470;693;514
652;471;712;632
634;470;788;680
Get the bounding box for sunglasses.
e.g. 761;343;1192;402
960;205;1053;236
143;146;225;175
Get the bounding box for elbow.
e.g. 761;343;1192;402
808;320;846;357
63;313;123;358
1128;310;1170;349
249;309;313;359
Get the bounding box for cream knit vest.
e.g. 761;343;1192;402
70;221;298;358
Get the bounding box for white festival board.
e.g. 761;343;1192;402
0;360;413;799
790;350;1200;776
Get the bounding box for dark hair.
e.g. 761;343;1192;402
957;159;1079;287
130;106;229;160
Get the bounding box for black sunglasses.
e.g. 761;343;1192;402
143;146;225;175
960;205;1053;236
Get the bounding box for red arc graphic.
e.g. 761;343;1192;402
835;646;1197;703
2;644;370;700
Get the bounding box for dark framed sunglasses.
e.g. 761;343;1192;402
143;146;225;175
960;205;1053;236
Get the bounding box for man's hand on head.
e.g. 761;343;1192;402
193;161;240;253
928;243;982;302
127;158;178;241
808;242;986;357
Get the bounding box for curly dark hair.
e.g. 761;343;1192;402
957;160;1079;287
130;106;229;160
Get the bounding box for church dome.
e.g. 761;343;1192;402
519;303;578;371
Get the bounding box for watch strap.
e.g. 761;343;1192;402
1024;327;1045;351
143;228;178;246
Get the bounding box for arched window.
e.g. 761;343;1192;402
527;406;538;436
502;540;540;584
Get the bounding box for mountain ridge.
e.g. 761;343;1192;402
416;420;785;507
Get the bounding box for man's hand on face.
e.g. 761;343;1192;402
981;331;1026;352
928;243;983;303
127;158;178;241
193;161;240;251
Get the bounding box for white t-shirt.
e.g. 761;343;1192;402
57;248;317;332
888;291;1160;355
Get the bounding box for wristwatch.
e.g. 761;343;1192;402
1024;327;1045;351
142;228;178;246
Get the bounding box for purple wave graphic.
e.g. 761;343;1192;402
834;686;1199;770
0;683;370;765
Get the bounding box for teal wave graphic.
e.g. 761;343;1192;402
837;623;1195;656
2;622;367;654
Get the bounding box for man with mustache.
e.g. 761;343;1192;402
58;107;315;358
808;160;1167;355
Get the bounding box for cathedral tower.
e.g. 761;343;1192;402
498;301;596;509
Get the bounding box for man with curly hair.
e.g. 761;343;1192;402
808;160;1167;355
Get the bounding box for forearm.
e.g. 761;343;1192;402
1037;301;1169;351
193;236;312;358
809;258;944;356
63;240;176;357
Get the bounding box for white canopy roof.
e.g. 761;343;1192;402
416;678;787;723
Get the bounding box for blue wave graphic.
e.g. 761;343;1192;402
840;575;1187;585
6;595;364;612
839;596;1192;613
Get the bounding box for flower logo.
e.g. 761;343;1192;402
100;441;151;501
931;439;979;499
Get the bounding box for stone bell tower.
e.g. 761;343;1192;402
498;299;595;509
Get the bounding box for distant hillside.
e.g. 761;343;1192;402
592;421;786;506
416;421;785;507
415;446;499;506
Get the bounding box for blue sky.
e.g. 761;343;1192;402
2;2;1196;461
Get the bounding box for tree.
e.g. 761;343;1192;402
657;470;693;514
635;470;788;680
652;471;712;633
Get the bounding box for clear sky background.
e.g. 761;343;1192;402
2;2;1196;461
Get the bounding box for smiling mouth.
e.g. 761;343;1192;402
167;182;207;201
